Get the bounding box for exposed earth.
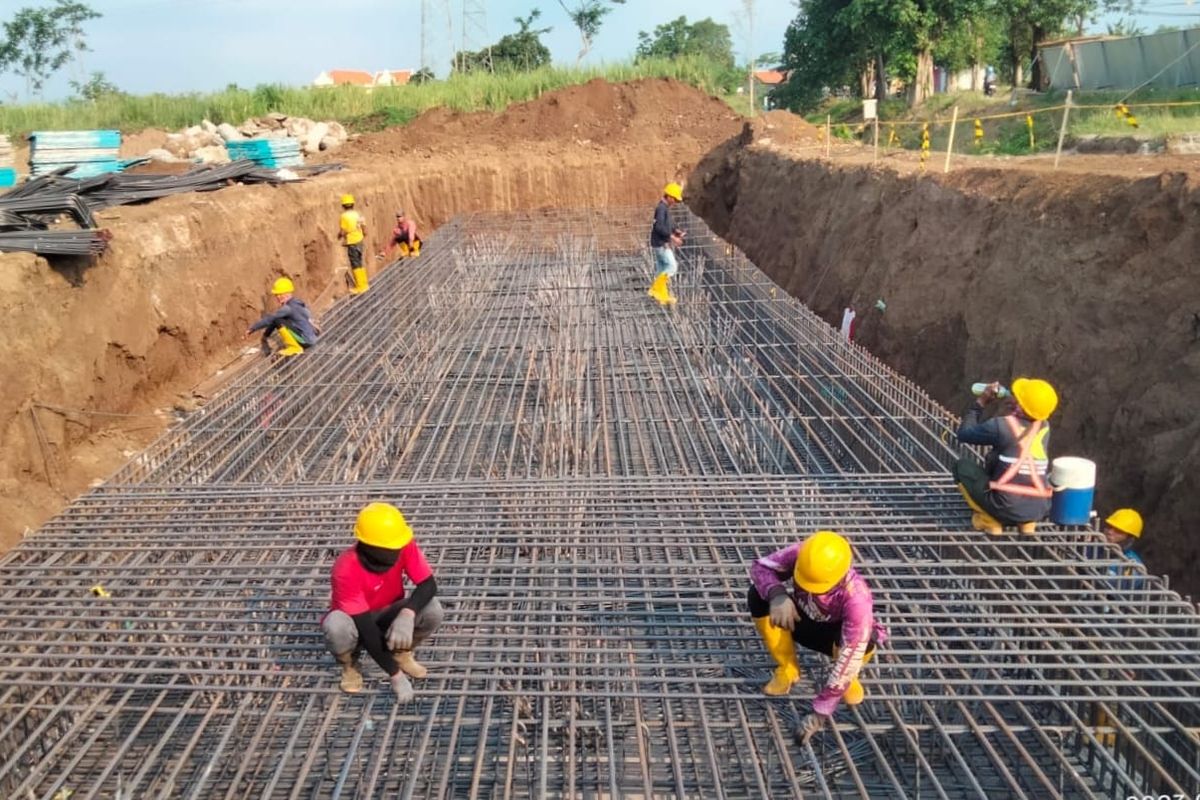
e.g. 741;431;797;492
1;76;1198;600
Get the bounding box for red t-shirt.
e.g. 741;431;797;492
329;543;433;616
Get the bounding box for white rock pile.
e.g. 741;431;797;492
146;114;350;164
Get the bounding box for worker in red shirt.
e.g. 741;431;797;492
379;209;422;261
320;502;443;702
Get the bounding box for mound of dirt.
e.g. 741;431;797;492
346;78;742;159
745;110;824;147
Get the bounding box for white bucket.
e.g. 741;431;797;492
1051;457;1096;490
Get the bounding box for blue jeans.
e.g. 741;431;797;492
653;246;677;278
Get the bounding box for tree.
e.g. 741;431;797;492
410;67;436;85
0;1;100;98
455;9;552;73
635;16;735;67
69;69;118;101
1106;17;1144;37
556;0;624;64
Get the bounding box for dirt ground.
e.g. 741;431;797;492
690;117;1200;600
0;78;742;552
4;78;1199;600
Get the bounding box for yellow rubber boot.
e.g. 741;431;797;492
351;267;369;294
972;511;1003;536
411;239;421;257
841;649;873;706
753;617;800;696
663;275;678;305
398;242;410;258
1018;521;1037;535
277;327;304;357
647;273;670;305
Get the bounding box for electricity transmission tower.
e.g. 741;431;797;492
462;0;492;72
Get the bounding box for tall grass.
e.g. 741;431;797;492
0;58;738;136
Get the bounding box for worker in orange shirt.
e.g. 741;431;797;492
338;194;368;294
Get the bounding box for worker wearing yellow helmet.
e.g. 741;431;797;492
246;276;320;357
1103;507;1145;571
952;378;1058;535
320;502;443;702
338;194;370;294
748;530;887;745
646;182;686;306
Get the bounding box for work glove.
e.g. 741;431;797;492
769;594;799;631
390;671;414;703
386;612;415;651
795;713;828;745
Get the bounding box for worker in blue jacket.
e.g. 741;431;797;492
952;378;1058;535
247;277;319;357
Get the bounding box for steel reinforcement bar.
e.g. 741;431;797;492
0;207;1196;799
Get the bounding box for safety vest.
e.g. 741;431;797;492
340;210;364;245
989;415;1052;498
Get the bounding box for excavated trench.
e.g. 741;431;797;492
3;81;1197;602
689;123;1200;599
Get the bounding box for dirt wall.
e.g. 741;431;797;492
690;127;1200;599
0;144;723;551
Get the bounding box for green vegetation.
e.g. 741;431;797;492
0;57;741;136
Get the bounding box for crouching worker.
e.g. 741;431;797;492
748;530;886;744
952;378;1057;535
247;277;319;357
380;209;422;260
321;502;443;703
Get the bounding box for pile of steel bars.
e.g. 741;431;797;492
0;207;1196;799
0;161;342;256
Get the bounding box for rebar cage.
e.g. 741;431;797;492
1;207;1197;799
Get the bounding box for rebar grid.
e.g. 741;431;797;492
1;207;1197;799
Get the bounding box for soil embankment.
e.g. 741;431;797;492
0;78;742;549
690;122;1200;598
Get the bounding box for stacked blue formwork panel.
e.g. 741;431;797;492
0;135;14;188
225;138;303;168
29;130;123;178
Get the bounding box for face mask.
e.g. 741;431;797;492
356;541;400;574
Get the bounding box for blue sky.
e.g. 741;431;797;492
0;0;796;100
2;1;1198;101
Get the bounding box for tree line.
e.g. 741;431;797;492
776;0;1142;111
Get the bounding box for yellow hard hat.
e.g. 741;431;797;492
1011;377;1058;421
353;502;413;550
341;194;355;206
793;531;853;594
1106;508;1143;538
663;182;683;202
271;277;295;295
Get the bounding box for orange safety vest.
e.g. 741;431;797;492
989;415;1052;499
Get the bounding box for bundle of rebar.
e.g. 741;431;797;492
0;207;1196;798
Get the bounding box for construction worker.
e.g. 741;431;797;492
338;194;368;294
379;209;422;260
321;502;443;702
647;182;686;306
748;531;886;745
1102;507;1146;587
952;378;1058;535
246;277;319;357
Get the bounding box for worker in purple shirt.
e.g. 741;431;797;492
748;530;887;744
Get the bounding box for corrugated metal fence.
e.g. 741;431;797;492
1042;27;1200;91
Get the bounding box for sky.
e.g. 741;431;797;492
0;0;797;101
2;0;1199;101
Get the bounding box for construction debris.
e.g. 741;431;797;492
0;161;342;256
1;208;1194;797
152;115;349;164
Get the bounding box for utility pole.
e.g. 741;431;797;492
462;0;491;72
420;0;431;74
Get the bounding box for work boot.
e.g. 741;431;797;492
411;240;421;257
277;327;304;357
1018;521;1037;535
833;647;873;706
971;511;1003;536
753;617;800;696
395;650;428;679
335;653;363;694
647;273;670;305
350;267;369;294
663;275;678;306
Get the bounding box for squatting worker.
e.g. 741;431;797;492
338;194;369;294
321;502;443;702
246;277;319;357
379;209;422;260
646;182;685;306
748;530;887;744
1101;507;1146;593
952;378;1057;535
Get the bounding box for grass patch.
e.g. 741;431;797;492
0;58;741;136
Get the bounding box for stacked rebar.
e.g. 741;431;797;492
0;207;1197;799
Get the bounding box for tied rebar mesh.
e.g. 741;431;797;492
1;207;1197;799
